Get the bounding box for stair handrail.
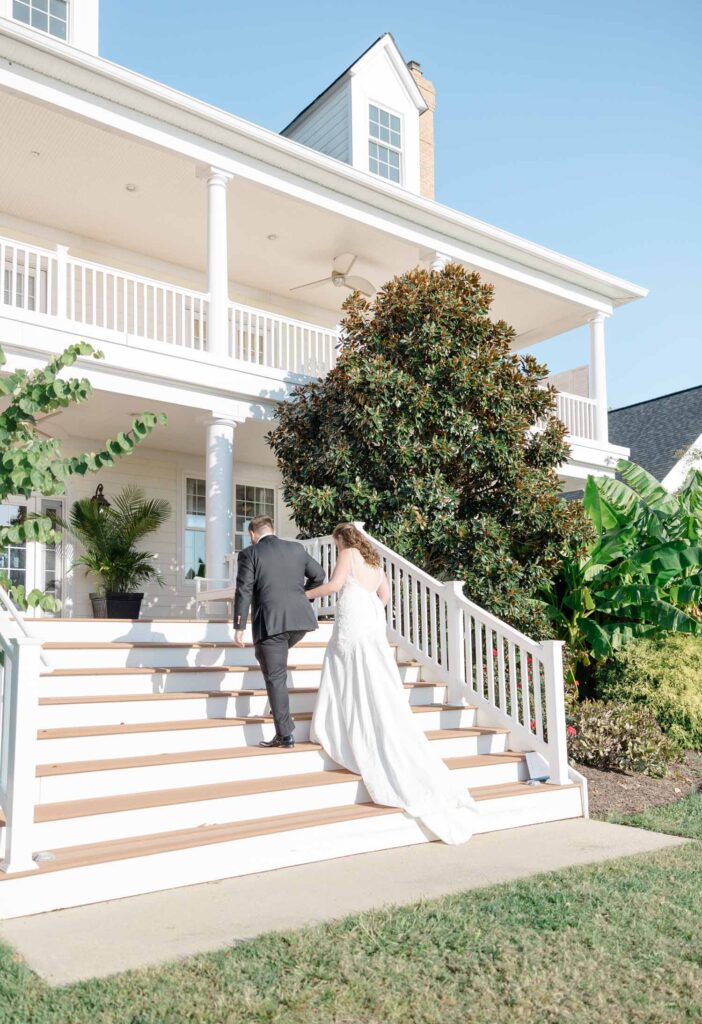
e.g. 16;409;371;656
304;525;569;786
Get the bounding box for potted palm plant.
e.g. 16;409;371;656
67;484;172;619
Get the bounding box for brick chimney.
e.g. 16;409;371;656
407;60;436;200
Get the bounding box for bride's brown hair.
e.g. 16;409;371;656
332;523;382;568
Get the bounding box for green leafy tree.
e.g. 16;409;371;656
0;342;167;611
540;459;702;688
268;264;591;635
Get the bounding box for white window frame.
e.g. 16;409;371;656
10;0;70;42
368;101;403;185
178;471;284;588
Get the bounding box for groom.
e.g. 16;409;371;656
233;515;325;748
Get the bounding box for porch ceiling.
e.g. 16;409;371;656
34;392;277;464
1;88;596;343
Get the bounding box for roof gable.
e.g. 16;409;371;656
608;385;702;482
282;33;426;136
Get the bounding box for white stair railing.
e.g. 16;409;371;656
304;526;568;786
0;589;42;874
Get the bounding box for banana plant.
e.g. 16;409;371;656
540;459;702;684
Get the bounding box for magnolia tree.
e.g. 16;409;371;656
0;342;166;611
268;264;591;636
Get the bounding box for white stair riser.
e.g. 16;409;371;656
42;645;337;671
30;622;336;643
35;737;511;803
0;788;583;920
31;761;529;849
37;708;478;762
36;683;443;729
37;663;424;698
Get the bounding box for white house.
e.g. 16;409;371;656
0;2;645;916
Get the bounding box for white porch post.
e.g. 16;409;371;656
588;312;610;444
429;252;450;272
199;166;233;359
205;414;240;586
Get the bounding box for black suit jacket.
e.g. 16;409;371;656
232;535;325;643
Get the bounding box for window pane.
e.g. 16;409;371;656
49;16;66;37
50;0;66;15
13;2;31;25
184;530;206;579
31;8;48;29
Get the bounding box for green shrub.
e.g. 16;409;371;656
594;634;702;750
567;700;680;777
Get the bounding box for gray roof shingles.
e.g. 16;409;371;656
608;385;702;482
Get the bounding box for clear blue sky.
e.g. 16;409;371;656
101;0;701;410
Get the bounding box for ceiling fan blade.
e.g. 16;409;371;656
332;252;357;276
343;275;375;296
289;275;334;293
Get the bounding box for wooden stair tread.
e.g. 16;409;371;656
42;641;351;650
37;704;470;740
0;782;578;881
31;760;543;823
37;682;437;705
41;660;420;677
36;729;504;776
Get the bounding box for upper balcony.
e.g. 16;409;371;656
0;230;625;489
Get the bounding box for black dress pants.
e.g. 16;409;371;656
254;630;307;738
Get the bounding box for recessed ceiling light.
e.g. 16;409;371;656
125;183;138;192
267;234;278;241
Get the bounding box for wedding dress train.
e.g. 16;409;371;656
310;551;479;844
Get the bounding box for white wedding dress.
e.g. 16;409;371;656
310;549;479;844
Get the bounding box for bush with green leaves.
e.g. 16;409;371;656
67;486;171;594
0;342;166;610
268;264;591;636
593;633;702;750
567;699;680;777
541;459;702;686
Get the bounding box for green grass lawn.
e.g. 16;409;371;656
1;802;700;1024
607;792;702;840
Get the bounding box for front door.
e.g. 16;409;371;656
0;495;64;615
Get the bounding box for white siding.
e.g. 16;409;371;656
283;81;351;164
548;366;590;398
55;445;296;619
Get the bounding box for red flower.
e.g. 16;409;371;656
574;680;580;687
530;719;536;730
567;725;577;737
517;683;522;690
492;647;498;657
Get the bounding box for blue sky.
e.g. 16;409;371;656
101;0;701;410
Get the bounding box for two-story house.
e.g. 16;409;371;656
0;2;646;916
0;3;644;617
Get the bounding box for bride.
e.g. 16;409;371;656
306;523;479;845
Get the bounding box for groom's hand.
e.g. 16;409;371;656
234;630;246;648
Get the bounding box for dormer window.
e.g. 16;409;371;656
368;104;402;184
13;0;68;41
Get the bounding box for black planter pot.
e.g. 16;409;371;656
90;592;144;619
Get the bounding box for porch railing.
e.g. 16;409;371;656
555;390;597;441
0;233;337;378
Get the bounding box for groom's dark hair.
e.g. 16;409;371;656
249;515;274;536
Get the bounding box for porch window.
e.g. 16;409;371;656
235;485;275;551
184;477;206;580
0;503;28;589
13;0;68;40
368;104;402;184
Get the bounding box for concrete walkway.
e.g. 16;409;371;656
0;818;687;986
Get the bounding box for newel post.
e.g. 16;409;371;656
444;581;469;707
541;640;570;785
0;636;42;874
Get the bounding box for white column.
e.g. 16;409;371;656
588;312;610;444
199;167;233;359
429;252;450;272
205;414;239;585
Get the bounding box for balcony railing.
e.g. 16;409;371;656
0;235;337;377
554;390;597;442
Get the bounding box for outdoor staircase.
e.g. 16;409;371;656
0;615;584;920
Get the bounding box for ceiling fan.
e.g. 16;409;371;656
290;253;375;297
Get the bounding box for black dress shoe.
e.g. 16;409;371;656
259;735;295;748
